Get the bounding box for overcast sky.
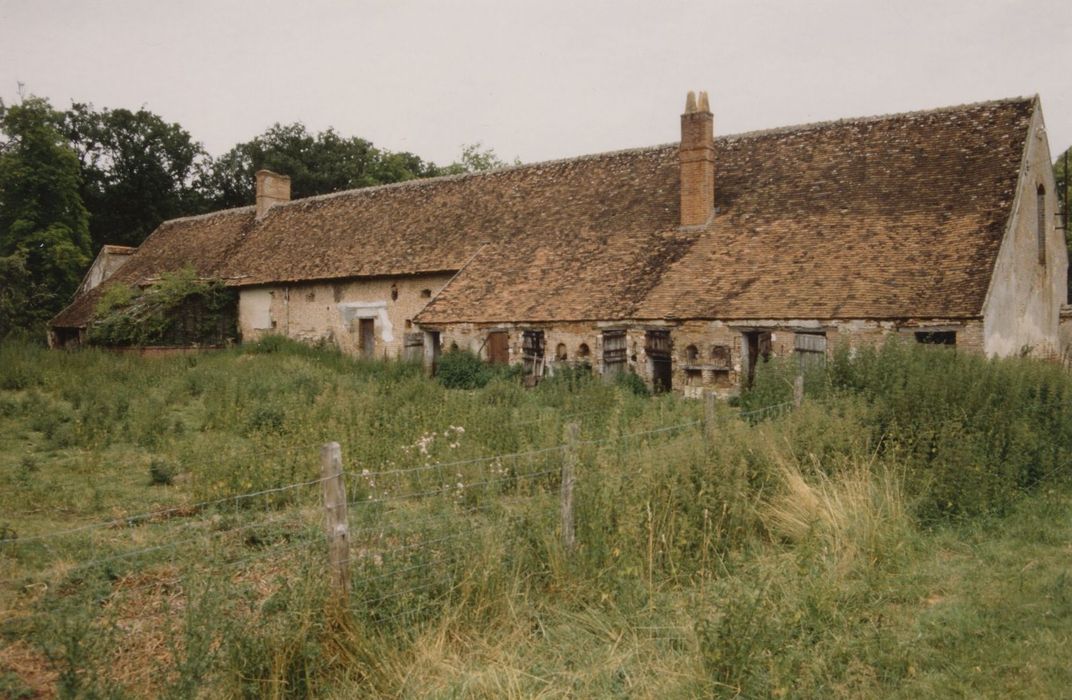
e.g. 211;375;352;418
1;0;1070;167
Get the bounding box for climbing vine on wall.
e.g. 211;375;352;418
88;267;237;346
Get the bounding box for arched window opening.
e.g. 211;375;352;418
685;344;699;363
555;343;568;361
577;343;591;358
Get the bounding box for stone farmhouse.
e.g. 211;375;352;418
51;93;1068;394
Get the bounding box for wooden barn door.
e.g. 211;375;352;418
602;330;627;377
645;330;672;393
487;331;510;364
359;318;375;359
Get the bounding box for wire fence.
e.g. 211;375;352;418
1;397;797;629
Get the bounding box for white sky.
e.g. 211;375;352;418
1;0;1070;166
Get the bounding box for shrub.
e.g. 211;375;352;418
436;349;498;390
148;458;177;486
87;267;237;347
614;370;649;397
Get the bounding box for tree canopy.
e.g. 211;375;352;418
0;91;516;338
62;104;210;249
200;123;440;210
0;96;91;329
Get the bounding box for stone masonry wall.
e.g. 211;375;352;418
238;273;454;358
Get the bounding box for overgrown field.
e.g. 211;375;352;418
1;338;1071;698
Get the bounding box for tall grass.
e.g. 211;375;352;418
2;336;1071;696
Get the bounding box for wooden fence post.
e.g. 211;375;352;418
320;442;350;601
704;391;718;440
793;373;804;408
561;422;579;552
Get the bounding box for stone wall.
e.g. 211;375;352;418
983;106;1067;357
238;273;454;358
435;317;985;396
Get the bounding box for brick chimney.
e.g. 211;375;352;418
679;91;714;228
255;169;291;220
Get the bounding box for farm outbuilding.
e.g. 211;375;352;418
51;93;1068;394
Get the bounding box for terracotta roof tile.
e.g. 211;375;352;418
52;96;1035;330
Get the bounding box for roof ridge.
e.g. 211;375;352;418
159;205;256;226
717;95;1035;142
158;95;1035;225
273;142;678;210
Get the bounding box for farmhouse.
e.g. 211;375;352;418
50;93;1067;394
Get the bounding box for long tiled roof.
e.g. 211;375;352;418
50;208;255;328
52;96;1036;329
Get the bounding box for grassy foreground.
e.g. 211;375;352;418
0;338;1070;698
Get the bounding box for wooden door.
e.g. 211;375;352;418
487;331;509;364
359;318;375;359
602;330;626;377
645;330;672;393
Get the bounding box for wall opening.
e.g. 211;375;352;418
645;330;673;393
420;288;432;298
742;330;772;388
521;330;546;385
915;331;956;346
357;318;375;358
486;331;510;364
555;342;568;361
602;330;626;377
577;342;591;359
794;331;827;370
1038;184;1047;266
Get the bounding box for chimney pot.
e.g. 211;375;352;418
255;169;291;220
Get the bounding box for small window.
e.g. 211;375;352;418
390;283;399;301
915;331;955;346
555;343;568;361
577;343;591;358
1037;185;1047;266
710;344;731;367
685;344;699;363
420;289;432;298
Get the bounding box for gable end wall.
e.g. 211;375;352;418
983;102;1067;357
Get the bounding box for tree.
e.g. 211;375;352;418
0;96;91;330
1056;145;1070;240
438;142;514;175
200;123;439;209
62;103;211;249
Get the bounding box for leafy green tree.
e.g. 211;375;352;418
201;123;439;209
1055;146;1070;238
62;103;211;249
0;96;91;328
0;252;55;338
438;142;515;175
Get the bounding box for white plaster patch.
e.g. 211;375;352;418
337;302;394;343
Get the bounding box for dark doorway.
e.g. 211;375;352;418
645;330;672;393
522;330;546;385
487;331;510;364
359;318;375;359
743;330;772;388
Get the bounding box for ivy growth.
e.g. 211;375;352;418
87;267;237;347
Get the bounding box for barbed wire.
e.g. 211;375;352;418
1;507;317;587
2;474;329;546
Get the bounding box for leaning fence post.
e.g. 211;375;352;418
561;422;579;552
320;442;350;601
704;391;718;440
793;374;804;408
